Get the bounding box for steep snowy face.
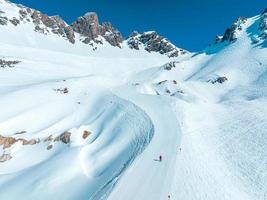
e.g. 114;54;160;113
127;31;188;57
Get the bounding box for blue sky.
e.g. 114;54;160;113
11;0;267;51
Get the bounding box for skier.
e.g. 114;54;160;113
159;155;162;162
168;195;171;199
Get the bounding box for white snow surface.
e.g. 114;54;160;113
0;1;266;200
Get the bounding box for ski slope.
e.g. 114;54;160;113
0;1;266;200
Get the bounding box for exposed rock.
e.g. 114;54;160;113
54;87;68;94
9;17;20;26
157;80;168;85
0;135;17;149
47;144;53;150
72;12;99;40
54;132;71;144
19;9;27;18
0;16;8;25
15;131;27;135
72;12;123;47
29;10;75;43
127;31;187;57
208;76;228;84
100;22;123;47
0;154;12;162
258;9;267;40
0;59;20;68
44;135;53;142
18;138;40;145
60;132;71;144
82;130;91;139
0;135;40;149
50;16;75;44
163;61;179;70
221;17;247;42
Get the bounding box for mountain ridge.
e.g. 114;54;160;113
0;0;189;57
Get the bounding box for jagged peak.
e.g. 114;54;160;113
221;17;247;42
1;0;187;56
71;12;123;47
127;30;188;57
210;16;247;46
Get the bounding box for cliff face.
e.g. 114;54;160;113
71;12;123;47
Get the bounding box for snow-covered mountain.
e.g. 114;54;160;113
0;0;266;200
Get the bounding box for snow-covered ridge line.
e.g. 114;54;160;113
0;0;189;57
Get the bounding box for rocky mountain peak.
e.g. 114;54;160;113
71;12;123;47
0;0;186;56
222;17;247;42
72;12;99;39
212;17;247;45
127;31;188;57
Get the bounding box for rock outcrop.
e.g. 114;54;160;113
0;135;40;149
29;9;75;43
0;59;20;68
0;4;76;44
72;12;123;47
208;76;228;84
215;17;247;43
163;61;180;70
53;132;71;144
0;1;187;55
82;130;91;139
127;31;187;57
258;9;267;40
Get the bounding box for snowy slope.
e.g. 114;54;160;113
0;0;266;200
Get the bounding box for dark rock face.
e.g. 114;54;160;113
258;9;267;40
0;3;76;44
127;31;187;57
59;132;71;144
0;135;40;149
29;10;75;43
71;12;123;47
72;12;99;41
0;16;8;25
208;76;228;84
0;59;20;68
9;17;20;26
100;22;124;47
163;61;179;70
221;17;247;42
